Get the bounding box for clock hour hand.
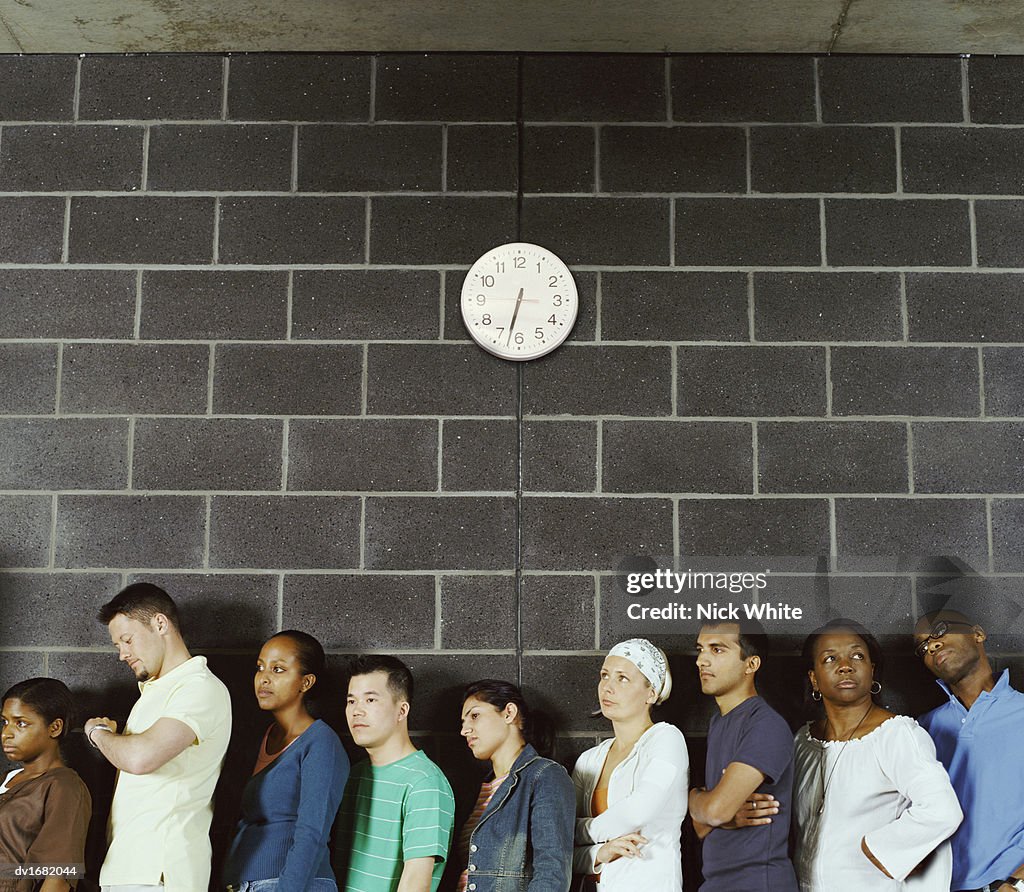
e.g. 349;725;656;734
506;287;524;346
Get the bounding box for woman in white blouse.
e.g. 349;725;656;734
572;638;689;892
793;619;963;891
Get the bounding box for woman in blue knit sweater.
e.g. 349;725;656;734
224;630;350;892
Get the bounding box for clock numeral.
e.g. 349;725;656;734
482;314;492;325
476;294;486;305
495;262;505;273
482;275;495;287
552;295;562;306
496;327;505;337
547;315;556;324
548;276;558;287
514;256;525;269
515;332;525;345
534;327;544;339
536;262;542;273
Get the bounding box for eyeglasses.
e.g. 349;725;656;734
913;620;975;659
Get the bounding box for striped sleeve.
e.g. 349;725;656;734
401;768;455;862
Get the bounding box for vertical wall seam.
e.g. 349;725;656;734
595;419;604;493
747;272;756;341
221;56;230;120
54;342;64;415
828;497;838;572
133;270;143;339
593;125;601;194
968;199;979;268
280;418;290;491
441;125;449;192
985;497;995;574
47;494;58;569
141;125;151;191
907;421;916;494
977;346;987;417
285;270;294;340
899;272;910;342
291;125;299;192
819;198;828;267
73;56;82;122
436;419;444;492
369;56;377;123
434;575;443;650
276;573;285;632
751;421;760;495
203;495;212;569
61;196;72;262
824;345;833;417
813;56;823;123
961;56;971;123
359;496;366;569
125;416;135;489
360;344;369;414
206;343;216;415
745;126;753;195
664;56;672;122
894;125;902;195
212;196;221;264
670;345;678;416
364;198;372;264
594;271;603;341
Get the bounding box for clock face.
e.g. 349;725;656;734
460;242;579;361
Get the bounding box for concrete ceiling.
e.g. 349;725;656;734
1;0;1023;55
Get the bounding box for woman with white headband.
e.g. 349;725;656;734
572;638;689;891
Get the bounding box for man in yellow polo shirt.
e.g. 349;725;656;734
85;582;232;892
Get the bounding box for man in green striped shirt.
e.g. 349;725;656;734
335;655;455;892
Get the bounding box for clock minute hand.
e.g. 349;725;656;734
506;287;524;347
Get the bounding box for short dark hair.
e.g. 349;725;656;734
98;582;180;630
463;679;555;758
698;618;770;661
801;618;884;679
2;677;75;739
347;654;413;703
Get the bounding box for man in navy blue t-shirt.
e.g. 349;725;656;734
689;620;798;891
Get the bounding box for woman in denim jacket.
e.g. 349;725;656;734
455;679;575;892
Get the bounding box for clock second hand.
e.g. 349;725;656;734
506;287;524;346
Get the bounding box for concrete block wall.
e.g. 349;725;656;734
2;52;1024;886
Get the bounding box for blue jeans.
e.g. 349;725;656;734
234;880;337;892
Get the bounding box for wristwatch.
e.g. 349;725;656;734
1000;879;1024;892
87;723;112;748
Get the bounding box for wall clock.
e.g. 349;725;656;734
460;242;579;361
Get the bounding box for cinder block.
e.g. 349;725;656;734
522;126;594;193
54;495;206;569
364;496;515;570
288;419;438;492
819;57;963;123
522;421;598;493
601;126;746;193
0;652;46;702
758;422;908;493
831;346;980;417
213;344;362;415
835;497;988;571
902;128;1024;194
292;269;440;340
46;651;140;725
61;343;209;415
299;124;442;191
284;574;436;649
825;199;970;267
441;419;517;492
751;126;896;193
148;125;292;191
522;346;672;417
79;55;223;120
0;197;65;262
0;344;57;414
370;196;516;264
754;272;902;342
991;501;1024;570
603;420;753;494
0;125;143;191
521;575;596;650
366;344;516;416
140;270;288;340
907;273;1024;342
678;498;830;557
522;497;673;571
219;197;364;264
0;57;75;121
375;55;517;122
520;655;606;732
209;496;361;569
132;418;283;491
227;55;370;121
446;125;517;193
0;270;135;339
675;198;820;266
969;57;1024;123
520;197;669;266
0;572;121;645
0;496;53;569
975;201;1024;268
913;422;1024;493
441;576;516;648
601;271;748;342
126;572;279;648
69;197;215;264
983;348;1024;417
522;56;666;122
677;346;826;417
0;418;128;490
671;56;815;122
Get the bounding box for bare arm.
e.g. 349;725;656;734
85;716;196;775
688;762;767;828
38;879;70;892
395;856;436;892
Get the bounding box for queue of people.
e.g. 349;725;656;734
1;580;1022;892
